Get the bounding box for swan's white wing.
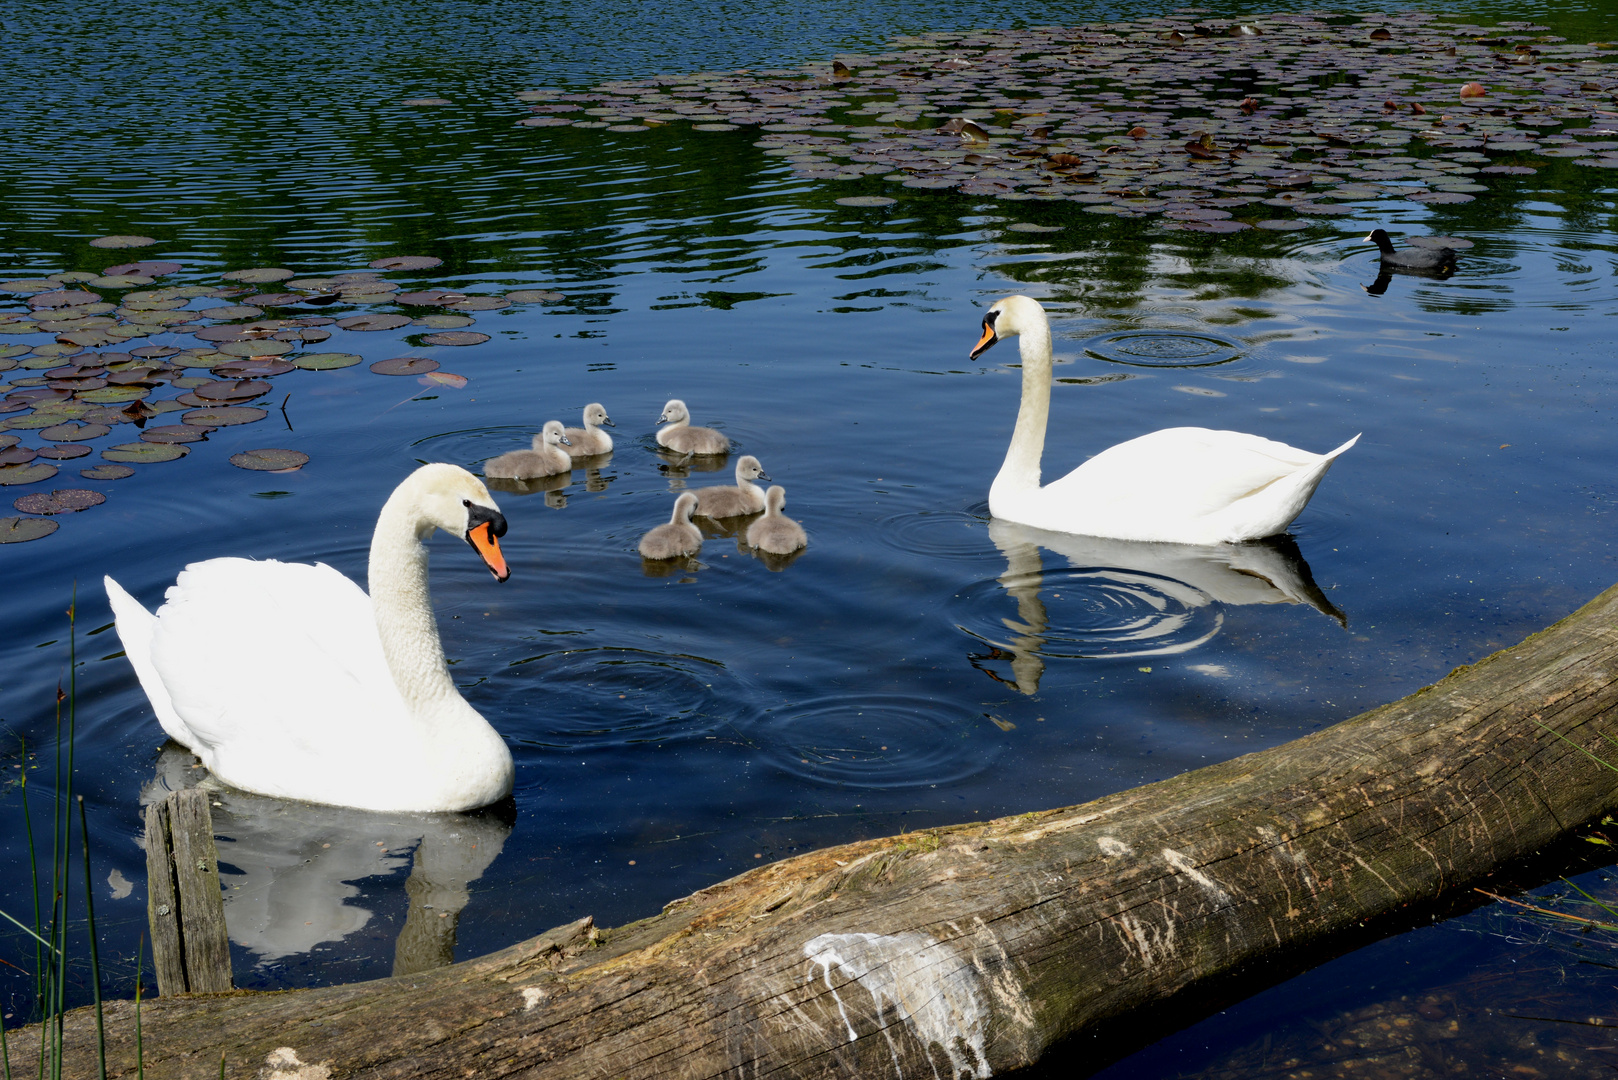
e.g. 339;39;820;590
145;558;407;781
105;576;190;744
1046;428;1320;519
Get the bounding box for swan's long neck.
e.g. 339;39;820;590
993;318;1053;497
369;492;461;719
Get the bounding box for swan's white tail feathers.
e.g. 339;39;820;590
104;576;191;746
1323;433;1361;461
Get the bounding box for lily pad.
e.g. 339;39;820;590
835;196;897;206
0;462;58;485
182;406;267;426
14;489;104;514
395;290;466;306
420;331;489;346
213;358;295;377
0;516;58;542
103;261;182;277
420;372;469;388
292;352;363;370
194;379;271;402
88;236;158;249
35;444;92;459
370;357;440;376
76;386;151;403
0;446;37;464
1405;191;1475;204
80;464;135;480
30;290;102;309
130;346;182;359
101;442;188;463
241;293;304;307
222;268;296;284
506;290;566;303
219;340;294;358
199;305;267;321
230;448;309;471
447;296;509;311
369;256;443;271
336;313;412;332
1005;222;1064;232
40;422;111;441
412;315;476;329
140;425;210;444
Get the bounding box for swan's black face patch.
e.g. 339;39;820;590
970;309;1001;360
465;501;508;538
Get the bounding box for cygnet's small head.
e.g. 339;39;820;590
659;399;689;424
970;295;1048;360
409;463;510;582
765;485;786;513
673;491;699;520
585;403;613;428
737;455;770;482
543;420;571;446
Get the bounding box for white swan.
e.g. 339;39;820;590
971;295;1358;544
104;463;516;814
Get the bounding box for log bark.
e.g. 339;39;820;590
25;582;1618;1079
144;790;233;996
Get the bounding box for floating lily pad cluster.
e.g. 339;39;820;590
517;10;1617;226
0;255;568;541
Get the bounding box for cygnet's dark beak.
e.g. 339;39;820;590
757;469;772;482
601;416;615;427
559;433;572;445
970;310;1001;360
465;503;510;582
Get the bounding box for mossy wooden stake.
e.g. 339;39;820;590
33;582;1618;1077
142;790;232;996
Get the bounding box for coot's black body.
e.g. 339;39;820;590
1366;228;1458;271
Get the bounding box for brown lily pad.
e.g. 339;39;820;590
0;516;58;542
101;442;188;463
223;268;296;284
420;331;490;346
336;313;412;332
219;340;294;358
240;293;303;307
420;372;468;389
14;488;105;514
0;446;37;465
30;290;102;309
182;406;267;426
1405;191;1475;204
194;379;272;402
35;444;92;460
412;315;476;329
835;196;897;207
89;236;158;249
506;290;566;303
230;448;309;471
395;290;466;306
80;464;135;480
140;425;211;444
76;386;151;403
371;357;440;376
369;256;443;271
447;296;509;311
292;352;363;370
103;261;182;277
0;462;58;485
213;358;295;377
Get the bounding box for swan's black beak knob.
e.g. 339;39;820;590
970;310;1000;360
465;504;509;581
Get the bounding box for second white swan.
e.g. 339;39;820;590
971;295;1357;544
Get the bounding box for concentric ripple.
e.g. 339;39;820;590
755;693;1000;789
1084;331;1243;368
505;647;747;748
877;509;995;560
950;567;1223;659
411;425;540;468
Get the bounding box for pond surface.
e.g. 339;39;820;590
3;0;1618;1073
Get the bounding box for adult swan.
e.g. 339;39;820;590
971;295;1358;544
104;463;516;813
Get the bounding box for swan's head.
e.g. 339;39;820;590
970;295;1048;360
542;420;571;447
672;491;698;521
408;463;510;582
585;403;613;428
764;485;786;513
737;455;769;482
659;399;689;424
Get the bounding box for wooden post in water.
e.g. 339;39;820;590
143;789;233;995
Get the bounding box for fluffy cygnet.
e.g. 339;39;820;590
638;492;702;559
656;399;730;455
563;403;614;458
745;486;806;554
485;421;572;480
694;455;769;518
1366;228;1457;271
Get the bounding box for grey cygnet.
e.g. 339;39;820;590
656;399;730;455
745;485;806;554
485;420;572;479
563;403;614;458
638;492;702;559
694;455;770;517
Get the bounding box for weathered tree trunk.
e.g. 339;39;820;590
25;583;1618;1079
144;790;233;996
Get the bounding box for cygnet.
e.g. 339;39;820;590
638;492;701;559
694;455;769;518
1365;228;1457;271
563;403;614;458
745;486;806;554
485;421;572;480
656;399;730;455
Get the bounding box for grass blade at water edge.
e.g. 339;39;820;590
77;796;105;1080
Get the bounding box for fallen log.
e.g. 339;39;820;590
23;582;1618;1079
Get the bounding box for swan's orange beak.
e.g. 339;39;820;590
970;320;998;360
468;522;510;582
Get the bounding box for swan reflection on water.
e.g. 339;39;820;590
140;745;512;978
968;519;1345;694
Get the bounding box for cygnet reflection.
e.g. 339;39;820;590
976;519;1345;694
657;446;730;489
486;463;613;508
139;744;512;977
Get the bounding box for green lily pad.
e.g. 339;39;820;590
222;268;295;284
199;305;266;320
140;425;210;444
0;345;33;358
182;406;267;426
88;235;158;249
292;353;363;370
76;386;151;403
102;442;188;463
420;331;490;346
0;462;58;485
80;464;135;480
336;313;412;332
230;448;310;471
219;340;294;357
40;422;111;441
35;444;92;460
0;280;57;294
0;516;58;542
447;296;509;311
14;489;104;514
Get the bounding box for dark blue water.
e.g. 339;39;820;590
3;0;1618;1072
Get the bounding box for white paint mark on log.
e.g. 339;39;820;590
1162;848;1233;907
804;931;992;1078
259;1047;330;1080
521;987;546;1010
1097;836;1132;857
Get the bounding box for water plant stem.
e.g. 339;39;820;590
76;798;105;1080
